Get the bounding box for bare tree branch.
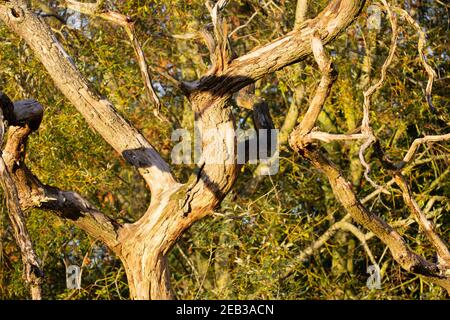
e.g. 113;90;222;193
285;19;450;291
302;148;449;292
359;0;398;191
0;2;178;198
229;10;259;38
184;0;365;95
65;0;165;121
0;95;122;252
289;33;336;150
205;0;231;73
281;154;447;279
399;133;450;168
335;221;377;266
394;174;450;266
394;7;437;111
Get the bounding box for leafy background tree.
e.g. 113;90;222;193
0;0;448;299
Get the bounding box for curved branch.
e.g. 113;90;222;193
359;0;398;190
394;174;450;266
303;148;450;292
282;155;448;279
0;94;44;299
399;133;450;168
394;7;437;111
337;221;377;266
289;33;337;149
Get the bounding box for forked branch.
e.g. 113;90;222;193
286;18;449;292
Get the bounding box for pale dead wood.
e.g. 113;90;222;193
229;10;259;38
294;0;308;29
399;133;450;168
0;97;122;251
185;0;365;95
394;6;437;111
0;0;367;299
286;18;450;291
303;149;449;292
206;0;230;73
0;158;43;299
394;174;450;266
372;135;450;266
283;154;449;279
335;221;377;266
289;33;336;150
358;0;397;191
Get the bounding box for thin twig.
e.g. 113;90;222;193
336;221;377;266
399;133;450;168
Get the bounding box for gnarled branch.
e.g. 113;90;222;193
65;0;165;121
0;2;177;199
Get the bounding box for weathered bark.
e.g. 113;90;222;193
0;95;43;299
287;25;450;293
2;102;122;250
185;0;365;96
118;92;238;299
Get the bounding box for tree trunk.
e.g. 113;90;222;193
121;250;173;300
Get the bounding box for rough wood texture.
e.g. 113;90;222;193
287;24;450;293
185;0;364;96
0;96;122;254
301;148;450;293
